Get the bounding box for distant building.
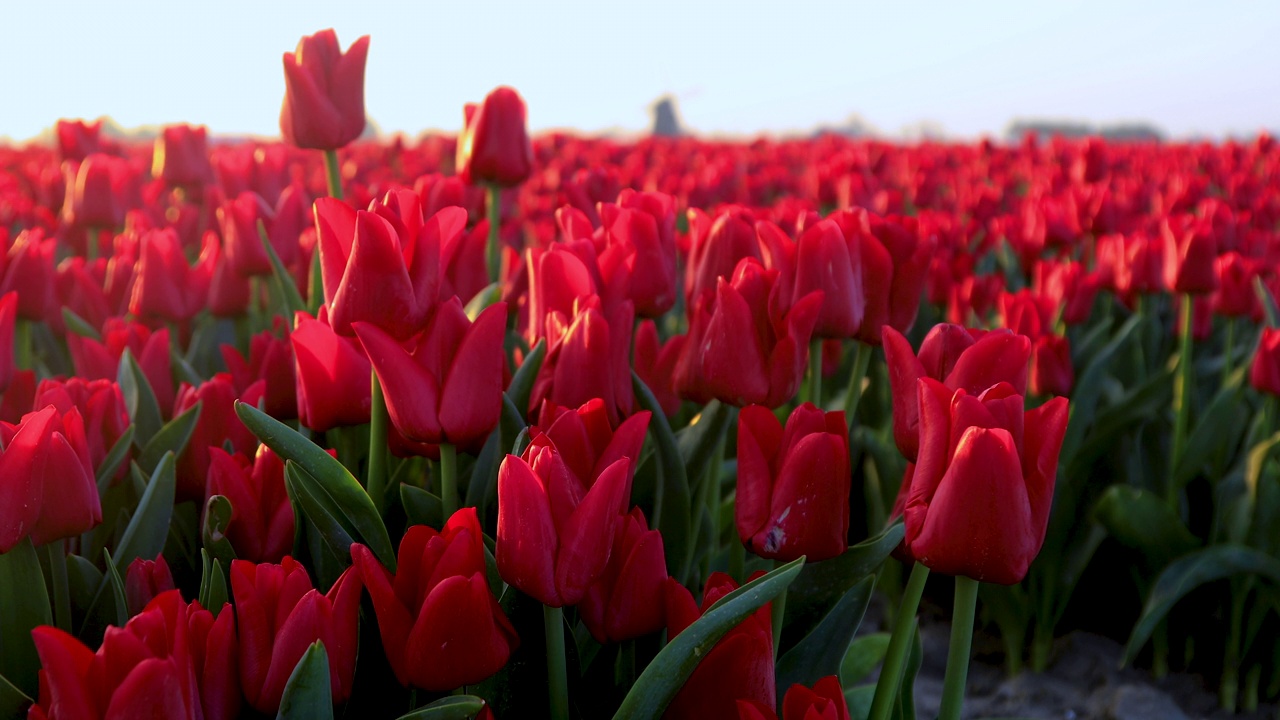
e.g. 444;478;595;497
1005;119;1163;143
650;96;683;137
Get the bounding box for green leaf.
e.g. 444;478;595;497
676;400;732;487
307;246;325;316
198;549;229;617
1093;486;1199;567
396;695;489;719
844;685;876;720
1067;365;1174;479
0;538;53;697
65;554;103;614
118;348;165;448
1125;545;1280;665
136;401;201;474
785;523;904;642
505;338;546;420
62;306;102;341
95;425;136;493
632;371;692;584
840;632;891;686
257;219;307;318
113;454;177;571
463;282;502;321
612;556;805;719
275;641;334;720
236;401;395;570
1256;276;1279;328
170;347;203;388
776;576;875;693
103;548;129;626
284;462;358;564
0;671;32;720
1173;371;1244;489
202;494;237;568
401;484;444;529
1059;314;1142;462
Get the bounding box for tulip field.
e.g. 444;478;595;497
3;28;1280;720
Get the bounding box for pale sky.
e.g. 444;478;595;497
1;0;1276;141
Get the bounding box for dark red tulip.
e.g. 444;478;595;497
579;508;670;643
529;294;635;426
685;207;762;305
173;373;265;502
633;319;685;418
205;446;295;563
790;218;865;339
0;405;99;552
457;86;534;187
221;323;297;420
125;554;176;616
1252;328;1280;397
1031;334;1074;397
536;399;651;512
831;209;932;345
33;376;128;472
280;29;370;150
0;291;14;393
737;676;851;720
1;229;56;321
1162;214;1219;294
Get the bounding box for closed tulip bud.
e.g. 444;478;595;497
221;324;297;420
1163;214;1219;294
603;195;678;317
737;403;850;562
883;324;1031;463
280;29;369;150
537;399;651;514
1;229;56;321
129;228;210;322
1213;252;1261;320
685;207;762;305
125;554;175;616
457;86;534;187
55;118;105;162
791;218;865;339
173;374;264;502
152;124;214;189
352;509;518;691
579;508;670;643
35;379;128;472
291;308;372;431
205;446;295;563
1252;328;1280;397
67;320;175;417
0;406;100;552
530;294;635;426
665;572;775;719
62;153;129;230
904;379;1068;584
496;434;631;607
232;558;362;714
218;191;276;278
830;209;932;344
633;320;685;418
525;243;599;344
355;299;506;452
737;676;851;720
1031;334;1074;397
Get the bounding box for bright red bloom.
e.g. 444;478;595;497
904;379;1068;584
152;125;214;188
830;209;932;345
737;403;850;562
280;29;370;150
66;320;175;417
530;294;635;426
0;291;15;393
0;406;99;553
1251;328;1280;397
290;308;372;432
882;324;1031;462
1031;334;1074;397
129;228;215;323
221;324;297;420
457;86;534;187
1;229;56;322
665;572;775;719
1162;214;1219;294
125;554;176;616
685;207;762;305
496;433;632;607
173;373;265;502
602;190;678;317
354;299;507;452
33;377;129;471
579;508;670;643
231;558;362;714
205;446;295;563
788;218;865;339
61;153;130;230
536;399;651;513
55;118;106;162
352;509;518;691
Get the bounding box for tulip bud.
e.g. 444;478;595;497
280;29;370;150
457;86;534;187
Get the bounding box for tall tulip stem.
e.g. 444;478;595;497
868;562;931;720
938;576;981;720
486;184;502;285
42;542;71;632
1170;293;1195;503
367;372;389;514
844;341;874;429
323;149;344;200
1222;317;1236;384
544;604;570;720
440;442;458;521
807;338;823;407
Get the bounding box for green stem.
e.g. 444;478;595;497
544;604;570;720
440;442;458;522
323;149;344;200
43;542;71;632
1152;621;1170;678
938;576;981;720
843;341;873;429
87;227;100;262
868;562;931;720
771;558;790;659
1170;294;1195;505
368;372;389;515
1243;664;1260;712
1222;579;1247;712
14;319;32;371
486;184;502;285
807;338;823;407
1222;317;1236;384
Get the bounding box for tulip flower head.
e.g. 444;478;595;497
280;29;370;150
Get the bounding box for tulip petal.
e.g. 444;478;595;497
355;321;443;444
496;455;560;606
439;302;507;448
406;573;514;691
555;457;629;606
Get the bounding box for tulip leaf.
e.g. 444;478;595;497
136;401;201;474
284;462;358;564
785;522;904;643
1125;545;1280;665
257;219;307;319
1241;431;1280;549
169;346;204;387
65;554;103;616
198;549;229;618
612;556;805;719
632;371;693;584
840;632;891;686
1172;368;1246;489
844;685;877;720
113;454;177;572
307;248;325;316
1093;486;1199;567
776;575;875;693
466;424;502;519
118;348;165;448
61;306;102;341
95;424;136;493
201;494;237;570
0;671;31;720
102;548;129;627
397;695;488;719
1067;365;1174;479
1256;276;1279;328
401;484;444;529
236;401;396;570
0;538;53;697
505;338;546;419
676;400;732;485
276;640;334;720
463;282;502;321
1059;314;1142;462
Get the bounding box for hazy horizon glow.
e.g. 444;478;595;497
2;0;1277;142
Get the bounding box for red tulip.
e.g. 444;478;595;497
152;124;214;189
0;291;15;393
66;320;175;417
0;406;99;552
0;370;36;424
882;324;1031;462
536;398;651;513
457;86;534;187
529;294;635;426
62;153;130;230
221;323;297;420
1;229;56;322
129;227;214;323
789;218;865;339
205;446;295;563
665;572;775;719
737;403;850;562
496;433;631;607
33;377;129;470
231;557;362;714
685;207;761;305
352;509;518;691
633;319;685;418
579;508;670;643
354;299;506;451
125;554;176;616
602;189;678;317
55;118;105;163
904;378;1068;584
280;29;370;150
1213;252;1261;320
173;373;265;502
1251;328;1280;397
737;676;851;720
1162;214;1219;294
1031;334;1074;397
291;308;372;431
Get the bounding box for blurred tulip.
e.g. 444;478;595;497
457;86;534;187
0;405;99;552
280;29;370;150
152;124;214;189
